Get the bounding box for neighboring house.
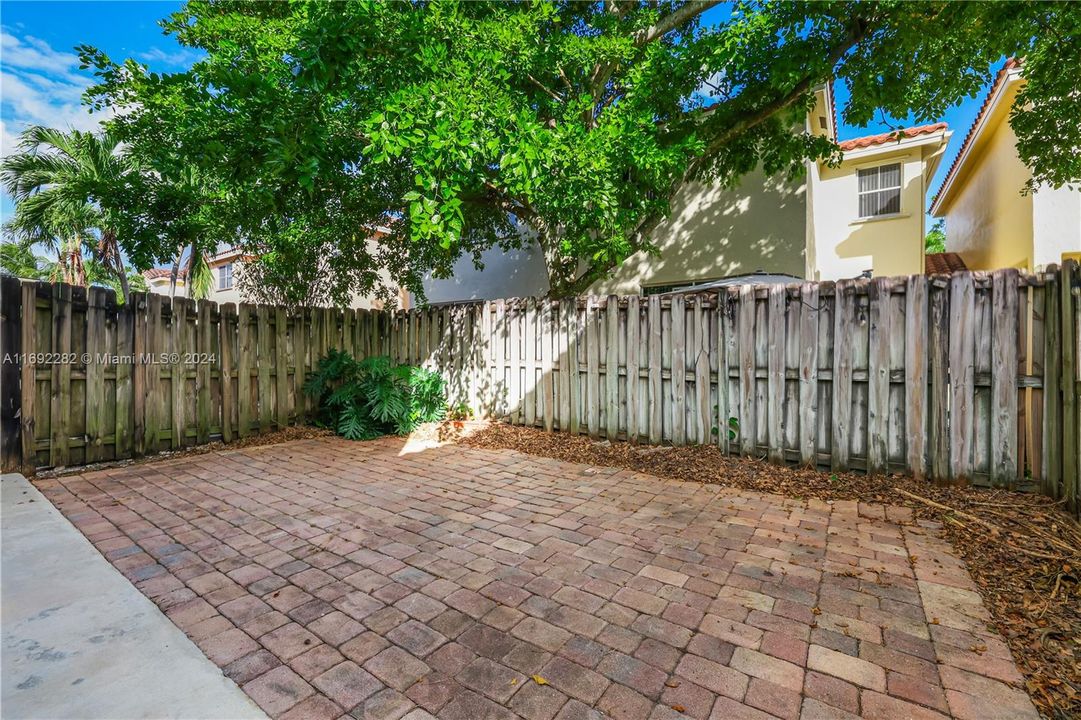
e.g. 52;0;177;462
142;246;244;304
143;267;187;296
423;84;950;303
145;243;408;309
805;119;951;281
929;59;1081;271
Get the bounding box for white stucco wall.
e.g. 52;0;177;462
808;146;928;281
421;244;550;303
1032;183;1081;267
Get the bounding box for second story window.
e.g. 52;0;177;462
857;163;902;218
219;262;233;290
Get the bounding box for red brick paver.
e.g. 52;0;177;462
36;437;1038;720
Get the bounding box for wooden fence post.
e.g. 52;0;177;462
738;285;756;456
949;273;976;484
220;303;236;442
1060;261;1078;513
84;287;108;462
671;294;687;446
767;285;785;462
1;276;23;472
541;300;555;432
905;275;929;480
990;269;1019;485
694;295;710;446
647;295;662;444
832;280;853;472
798;283;819;467
867;278;891;474
717;290;731;455
19;282;37;470
606;295;619;440
49;283;72;468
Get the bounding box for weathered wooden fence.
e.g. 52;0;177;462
1;263;1078;513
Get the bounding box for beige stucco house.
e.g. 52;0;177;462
143;246;247;305
145;242;408;309
423;85;950;303
806;117;951;280
929;60;1081;271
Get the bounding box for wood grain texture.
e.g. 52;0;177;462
904;276;929;480
832;280;853;472
949;273;976;483
767;286;785;463
798;284;819;466
990;270;1019;485
4;272;1073;492
671;294;687;446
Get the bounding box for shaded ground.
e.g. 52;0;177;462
36;434;1040;720
460;423;1081;719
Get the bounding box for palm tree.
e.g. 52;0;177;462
1;126;134;300
0;242;54;280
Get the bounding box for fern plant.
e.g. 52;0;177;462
303;350;447;440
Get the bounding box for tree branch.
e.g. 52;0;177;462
633;1;723;46
690;17;873;175
527;73;563;102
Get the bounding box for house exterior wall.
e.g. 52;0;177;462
590;169;806;295
807;146;928;280
421;244;549;303
939;102;1035;270
146;278;185;297
420;169;807;301
1032;183;1081;267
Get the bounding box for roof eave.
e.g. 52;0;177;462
930;67;1023;215
837;130;950;162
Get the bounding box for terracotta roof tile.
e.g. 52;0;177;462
838;122;949;152
924;252;968;275
143;267;187;280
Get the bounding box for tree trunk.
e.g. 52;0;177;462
98;230;130;302
169;248;183;298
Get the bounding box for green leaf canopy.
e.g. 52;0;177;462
82;1;1081;301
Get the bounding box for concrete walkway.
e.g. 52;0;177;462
1;472;265;720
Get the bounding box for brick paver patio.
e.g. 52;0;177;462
37;436;1037;720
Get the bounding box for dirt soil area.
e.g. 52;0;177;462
456;422;1081;719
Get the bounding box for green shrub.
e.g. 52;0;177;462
303;350;447;439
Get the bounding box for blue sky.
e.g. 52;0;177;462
2;2;995;234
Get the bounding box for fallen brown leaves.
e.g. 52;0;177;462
459;423;1081;720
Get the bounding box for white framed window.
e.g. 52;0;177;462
219;262;233;290
857;163;902;218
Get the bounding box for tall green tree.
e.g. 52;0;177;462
925;220;947;255
82;1;1081;299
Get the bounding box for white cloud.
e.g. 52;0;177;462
1;30;88;86
137;46;202;68
0;27;113;156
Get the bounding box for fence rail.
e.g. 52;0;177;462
1;263;1078;514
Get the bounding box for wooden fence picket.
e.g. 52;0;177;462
3;268;1076;516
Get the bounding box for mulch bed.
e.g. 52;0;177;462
457;423;1081;719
